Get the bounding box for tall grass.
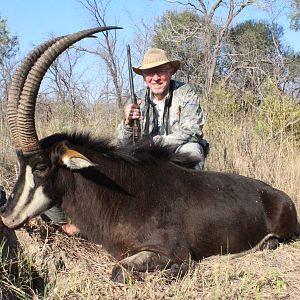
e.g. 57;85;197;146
204;83;300;210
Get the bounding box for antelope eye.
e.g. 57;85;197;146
34;163;48;172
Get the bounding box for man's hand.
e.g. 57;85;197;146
124;102;141;126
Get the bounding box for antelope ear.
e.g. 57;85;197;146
61;149;97;170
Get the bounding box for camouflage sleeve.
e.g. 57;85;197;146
115;120;133;145
157;84;204;146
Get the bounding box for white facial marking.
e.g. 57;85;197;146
2;166;51;228
17;186;52;222
11;165;35;216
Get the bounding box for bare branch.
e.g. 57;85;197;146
165;0;204;13
208;0;223;20
78;0;125;107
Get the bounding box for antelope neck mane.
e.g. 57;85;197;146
39;132;193;167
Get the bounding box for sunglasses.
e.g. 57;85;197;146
142;66;172;77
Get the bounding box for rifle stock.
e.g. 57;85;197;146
127;45;141;142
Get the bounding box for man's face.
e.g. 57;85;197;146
142;63;174;100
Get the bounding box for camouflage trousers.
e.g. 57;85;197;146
175;142;205;170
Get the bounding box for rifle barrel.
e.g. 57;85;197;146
127;45;136;105
127;45;140;142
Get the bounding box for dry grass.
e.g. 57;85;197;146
1;96;300;299
9;222;300;299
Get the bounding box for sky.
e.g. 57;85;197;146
0;0;177;56
1;0;299;58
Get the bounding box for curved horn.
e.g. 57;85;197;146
7;36;64;148
16;26;122;153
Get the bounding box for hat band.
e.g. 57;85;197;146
139;60;171;70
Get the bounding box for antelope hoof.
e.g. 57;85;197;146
111;265;132;284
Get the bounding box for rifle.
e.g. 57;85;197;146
127;45;141;143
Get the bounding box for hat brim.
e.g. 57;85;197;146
133;60;180;75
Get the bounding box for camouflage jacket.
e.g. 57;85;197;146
116;80;205;146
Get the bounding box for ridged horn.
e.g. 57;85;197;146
16;26;122;153
7;36;65;149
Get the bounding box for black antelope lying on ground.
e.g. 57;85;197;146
0;27;298;283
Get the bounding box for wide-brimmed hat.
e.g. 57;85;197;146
133;48;181;75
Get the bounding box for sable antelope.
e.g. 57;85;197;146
0;27;298;283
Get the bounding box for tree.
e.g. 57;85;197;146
0;16;18;127
289;0;300;31
225;20;300;103
0;16;18;101
156;0;255;100
78;0;126;108
223;20;285;104
41;47;91;118
153;10;209;91
281;52;300;101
